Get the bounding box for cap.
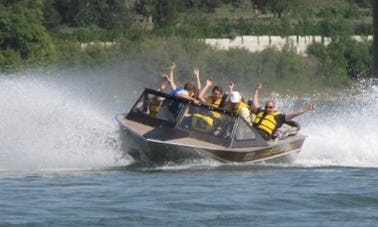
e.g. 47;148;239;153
229;91;241;103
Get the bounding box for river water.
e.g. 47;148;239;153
1;69;378;226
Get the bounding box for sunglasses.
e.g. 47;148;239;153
265;106;274;109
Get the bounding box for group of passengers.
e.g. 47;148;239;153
152;62;316;141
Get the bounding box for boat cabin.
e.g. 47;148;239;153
126;88;269;148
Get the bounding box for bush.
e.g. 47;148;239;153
0;49;23;71
307;37;372;83
116;36;324;94
54;41;118;68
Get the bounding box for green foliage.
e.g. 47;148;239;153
53;41;83;67
319;18;353;38
0;0;56;70
353;0;373;8
135;0;185;27
318;2;361;19
0;0;374;90
54;40;120;68
37;0;373;40
307;37;372;83
42;0;62;29
121;37;322;94
46;0;135;32
53;26;115;42
199;0;221;13
153;0;182;27
0;49;23;70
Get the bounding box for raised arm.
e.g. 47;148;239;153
250;83;262;112
161;74;176;91
285;103;316;121
193;67;201;92
168;62;177;90
227;80;235;95
157;77;169;92
218;80;234;108
198;78;213;103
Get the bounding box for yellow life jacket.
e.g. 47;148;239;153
227;101;250;115
149;98;162;118
189;90;196;98
253;111;281;135
205;96;221;107
205;96;222;119
190;97;222;132
191;113;214;133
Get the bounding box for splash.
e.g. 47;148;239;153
126;79;378;170
0;74;131;172
294;80;378;168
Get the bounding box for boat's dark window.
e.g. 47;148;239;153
179;105;235;139
235;119;256;141
130;92;150;115
215;114;236;139
129;90;186;124
154;100;181;123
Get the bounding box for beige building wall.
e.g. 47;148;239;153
204;35;372;55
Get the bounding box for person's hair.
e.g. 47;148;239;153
265;100;275;107
184;82;197;97
184;82;195;91
212;86;223;94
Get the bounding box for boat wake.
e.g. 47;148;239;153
295;81;378;168
0;74;130;172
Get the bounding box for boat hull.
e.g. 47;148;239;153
117;114;305;165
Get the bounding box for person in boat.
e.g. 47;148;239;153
147;61;180;118
190;78;225;133
202;89;252;137
250;83;316;140
155;80;200;122
163;62;202;100
170;82;200;105
147;76;169;118
226;91;253;124
198;78;223;108
218;79;237;109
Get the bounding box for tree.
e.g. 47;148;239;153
271;0;290;18
42;0;62;30
200;0;221;13
153;0;183;27
0;0;55;69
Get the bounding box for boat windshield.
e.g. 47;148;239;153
127;88;190;124
127;88;268;147
177;104;237;140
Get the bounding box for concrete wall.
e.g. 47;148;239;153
205;35;372;55
78;36;373;54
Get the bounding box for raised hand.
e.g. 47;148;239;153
193;67;200;77
161;74;171;82
228;80;235;91
169;62;176;71
256;83;262;91
205;78;213;87
307;102;316;111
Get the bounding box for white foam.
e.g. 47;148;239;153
0;75;130;172
295;82;378;168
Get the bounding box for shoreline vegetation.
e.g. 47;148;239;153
0;0;374;92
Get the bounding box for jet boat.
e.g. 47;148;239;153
116;88;306;164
